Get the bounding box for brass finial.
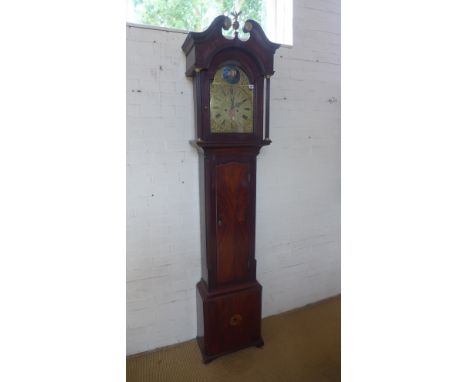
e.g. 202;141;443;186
230;10;242;31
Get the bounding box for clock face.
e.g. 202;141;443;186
210;65;254;133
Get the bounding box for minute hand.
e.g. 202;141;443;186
234;99;247;108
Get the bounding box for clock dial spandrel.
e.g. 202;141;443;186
210;65;254;133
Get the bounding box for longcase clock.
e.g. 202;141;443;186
182;14;280;363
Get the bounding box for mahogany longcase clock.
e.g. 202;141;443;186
182;14;280;363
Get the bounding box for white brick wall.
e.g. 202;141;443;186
127;0;340;355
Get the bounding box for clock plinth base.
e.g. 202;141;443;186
196;280;263;363
197;336;264;364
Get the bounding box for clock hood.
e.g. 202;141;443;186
182;15;280;77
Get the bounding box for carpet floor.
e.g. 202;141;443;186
127;295;341;382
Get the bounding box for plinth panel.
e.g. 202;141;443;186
196;281;263;362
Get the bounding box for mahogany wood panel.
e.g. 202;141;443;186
202;149;258;290
196;281;263;362
205;285;261;355
215;162;251;284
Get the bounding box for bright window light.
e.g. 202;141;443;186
127;0;293;45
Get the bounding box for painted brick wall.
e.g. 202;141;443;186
127;0;340;355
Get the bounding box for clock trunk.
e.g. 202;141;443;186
215;161;252;284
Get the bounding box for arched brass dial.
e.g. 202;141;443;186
210;65;253;133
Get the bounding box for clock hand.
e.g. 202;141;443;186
234;99;247;108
